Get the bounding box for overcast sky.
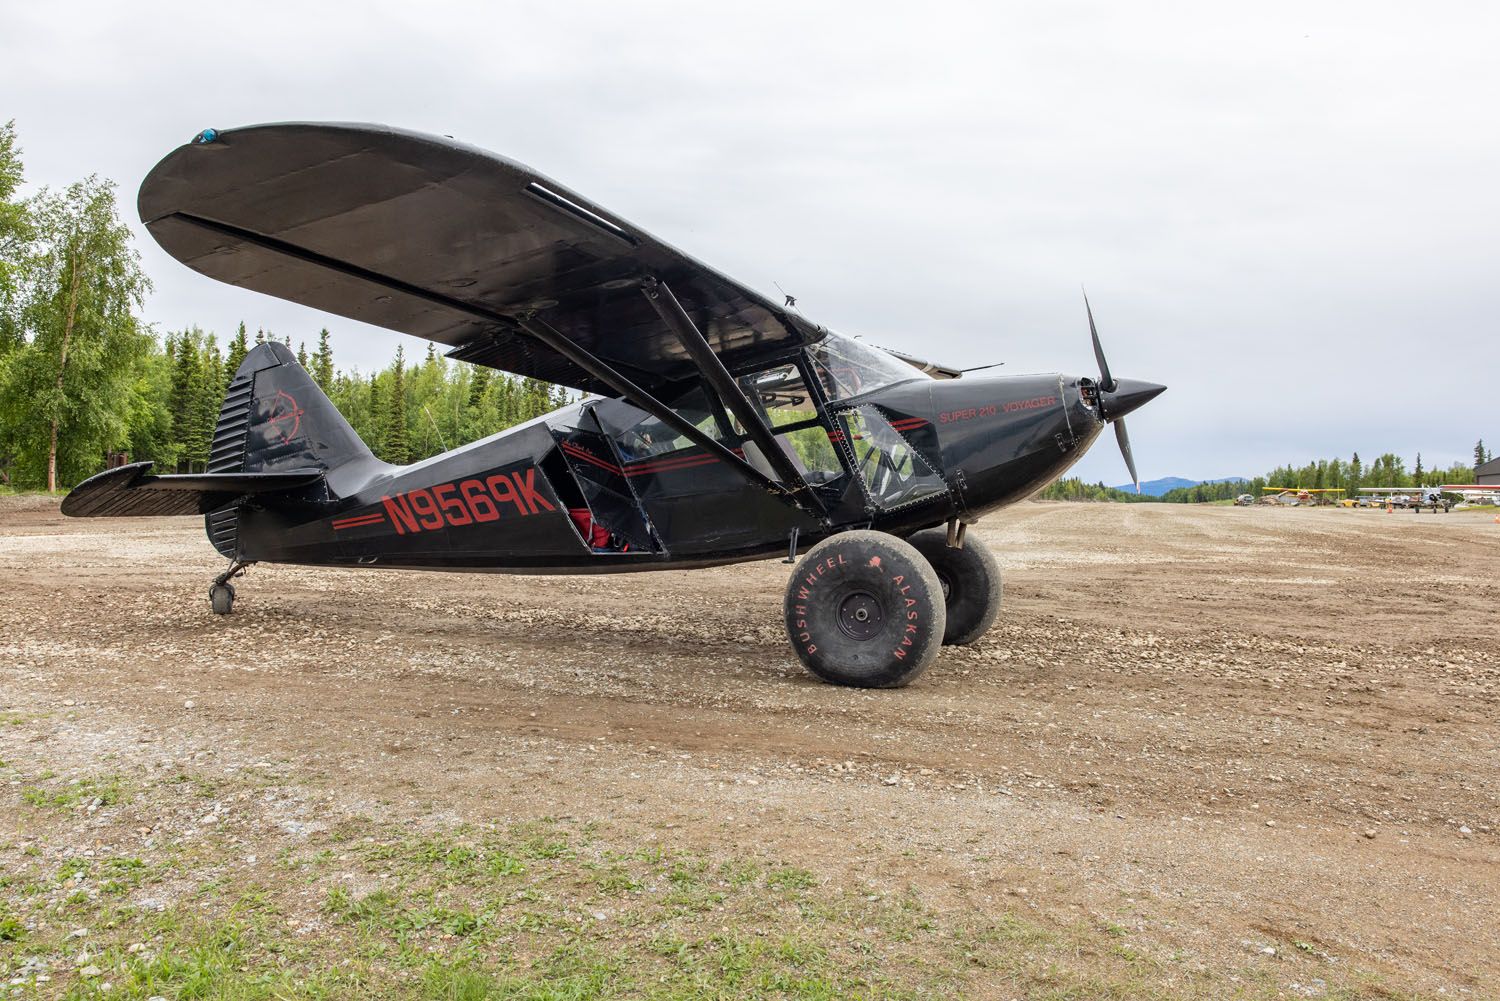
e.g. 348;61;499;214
5;1;1497;484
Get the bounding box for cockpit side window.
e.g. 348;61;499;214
840;406;949;511
734;363;817;430
731;359;848;488
614;384;725;460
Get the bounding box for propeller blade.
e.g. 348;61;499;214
1084;290;1116;392
1115;418;1139;493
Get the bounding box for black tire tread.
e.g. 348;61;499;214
908;529;1002;645
783;530;946;688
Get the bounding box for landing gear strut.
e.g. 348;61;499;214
208;560;253;615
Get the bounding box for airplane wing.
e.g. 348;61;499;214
138;123;825;396
873;345;965;380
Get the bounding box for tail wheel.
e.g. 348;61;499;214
209;583;235;615
783;531;946;688
908;529;1002;645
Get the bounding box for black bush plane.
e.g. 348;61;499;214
63;123;1164;687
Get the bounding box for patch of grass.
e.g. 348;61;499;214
485;850;526;877
56;856;91;882
409;836;480;871
111;918;351;999
18;773;127;811
0;902;23;943
326;885;401;927
719;858;763;888
422;961;496;1001
590;863;641;895
668;857;706;889
166;770;226;798
766;865;818;891
515;833;572;860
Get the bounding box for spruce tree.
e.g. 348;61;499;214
225;321;249;384
467;366;489;409
1414;453;1424;484
366;374;385;458
384;347;410;464
297;340;309;369
1478;440;1488;469
493;375;513;427
168;331;200;471
189;335;223;468
313;328;334;391
255;327;266;345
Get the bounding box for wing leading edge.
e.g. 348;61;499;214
139;123;823;396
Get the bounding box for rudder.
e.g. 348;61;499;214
215;341;372;476
206;342;376;556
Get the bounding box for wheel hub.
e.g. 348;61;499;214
836;590;885;640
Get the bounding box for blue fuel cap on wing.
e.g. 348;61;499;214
193;128;219;144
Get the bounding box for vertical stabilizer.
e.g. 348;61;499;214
206;341;377;556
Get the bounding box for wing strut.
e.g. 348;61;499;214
511;315;794;503
641;278;822;513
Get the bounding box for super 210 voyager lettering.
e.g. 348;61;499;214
937;396;1058;424
382;469;555;535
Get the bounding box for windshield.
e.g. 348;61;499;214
806;334;926;402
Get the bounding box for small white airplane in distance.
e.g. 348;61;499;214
1354;486;1500;512
1358;486;1445;511
1438;484;1500;506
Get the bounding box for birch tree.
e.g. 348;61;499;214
0;176;150;490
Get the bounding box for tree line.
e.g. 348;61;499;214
162;324;571;475
0;120;570;491
1039;444;1490;505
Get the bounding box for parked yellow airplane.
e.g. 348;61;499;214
1260;487;1345;505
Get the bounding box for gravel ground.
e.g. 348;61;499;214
0;497;1496;997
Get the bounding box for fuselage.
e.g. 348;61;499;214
228;336;1136;574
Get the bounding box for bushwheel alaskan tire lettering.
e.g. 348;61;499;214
783;530;946;688
909;529;1001;645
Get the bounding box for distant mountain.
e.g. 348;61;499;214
1112;476;1247;497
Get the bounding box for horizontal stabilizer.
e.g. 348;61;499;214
61;462;324;518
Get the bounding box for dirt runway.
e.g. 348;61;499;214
1;498;1496;997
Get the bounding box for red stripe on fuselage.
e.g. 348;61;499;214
625;453;721;476
560;441;622;473
332;513;387;530
563;439;750;479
